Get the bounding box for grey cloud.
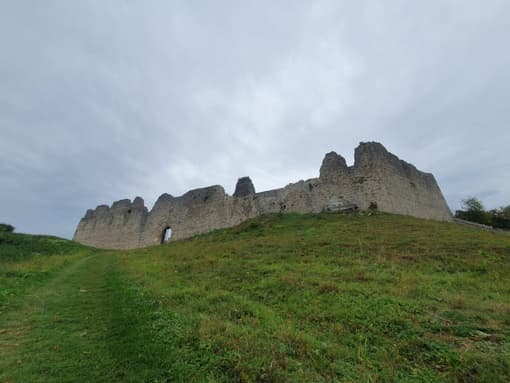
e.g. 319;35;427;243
1;1;509;238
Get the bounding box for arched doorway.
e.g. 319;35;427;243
161;226;172;244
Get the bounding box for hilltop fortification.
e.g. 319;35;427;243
73;142;452;249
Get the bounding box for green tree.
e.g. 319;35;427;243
455;197;490;225
461;197;484;212
456;199;510;229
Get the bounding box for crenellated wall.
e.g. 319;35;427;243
73;142;452;249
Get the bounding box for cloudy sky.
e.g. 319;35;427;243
1;1;509;238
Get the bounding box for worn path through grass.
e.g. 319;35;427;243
0;253;202;383
1;213;509;382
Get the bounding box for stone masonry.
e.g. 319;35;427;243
73;142;452;249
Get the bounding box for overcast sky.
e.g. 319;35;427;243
1;1;509;238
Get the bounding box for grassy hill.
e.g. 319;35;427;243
1;213;509;382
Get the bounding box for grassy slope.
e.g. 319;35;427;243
1;213;509;382
0;232;96;309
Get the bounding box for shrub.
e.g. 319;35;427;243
0;223;15;233
490;206;510;229
455;198;510;230
455;197;491;225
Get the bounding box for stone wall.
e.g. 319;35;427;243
73;142;452;249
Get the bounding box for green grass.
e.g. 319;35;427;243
1;213;509;382
0;231;90;261
0;231;95;310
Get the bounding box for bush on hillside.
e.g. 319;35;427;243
455;197;510;229
455;197;491;225
490;206;510;229
0;223;15;233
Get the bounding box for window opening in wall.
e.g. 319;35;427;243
161;227;172;244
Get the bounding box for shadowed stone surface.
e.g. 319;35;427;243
234;177;255;197
73;142;452;249
320;151;348;180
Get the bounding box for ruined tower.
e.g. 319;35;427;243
73;142;452;249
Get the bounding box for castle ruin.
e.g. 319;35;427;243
73;142;452;249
